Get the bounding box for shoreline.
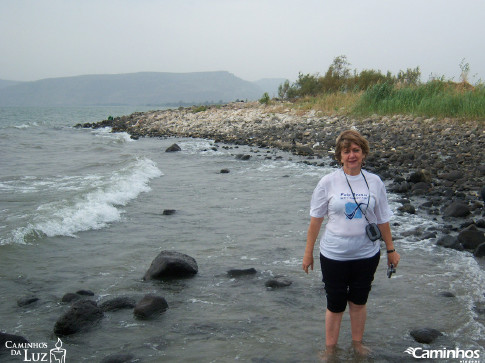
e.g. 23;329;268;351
80;100;485;255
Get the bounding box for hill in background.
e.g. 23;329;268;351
0;72;285;107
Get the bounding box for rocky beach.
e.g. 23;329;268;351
2;102;485;362
82;101;485;256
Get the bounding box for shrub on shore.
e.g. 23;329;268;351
278;55;484;120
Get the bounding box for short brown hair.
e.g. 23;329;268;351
334;130;370;163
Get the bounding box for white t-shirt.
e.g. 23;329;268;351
310;169;393;261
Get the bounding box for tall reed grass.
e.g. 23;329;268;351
352;81;485;119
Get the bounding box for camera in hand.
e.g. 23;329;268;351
365;223;381;241
387;264;396;278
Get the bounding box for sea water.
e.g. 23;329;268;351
0;106;484;362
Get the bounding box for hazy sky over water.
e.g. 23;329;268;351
1;0;484;83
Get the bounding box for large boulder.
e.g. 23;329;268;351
457;225;485;250
54;300;104;336
443;201;471;218
133;294;168;319
143;250;198;280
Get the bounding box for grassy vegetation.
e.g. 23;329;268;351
353;81;485;119
276;56;485;121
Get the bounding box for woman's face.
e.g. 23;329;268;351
341;142;365;175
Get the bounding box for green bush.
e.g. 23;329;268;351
259;92;270;105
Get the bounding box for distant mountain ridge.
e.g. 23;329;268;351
0;72;285;106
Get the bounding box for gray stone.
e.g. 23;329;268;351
165;143;181;152
410;328;442;344
17;295;40;307
436;235;464;251
133;294;168;319
474;243;485;258
143;250;198;280
457;225;485;250
99;297;136;312
54;300;103;336
227;268;257;277
443;201;471;218
265;276;292;288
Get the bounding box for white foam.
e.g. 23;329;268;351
92;127;134;143
3;158;162;243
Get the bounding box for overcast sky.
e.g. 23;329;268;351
1;0;484;84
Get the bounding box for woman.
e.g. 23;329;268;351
302;129;400;355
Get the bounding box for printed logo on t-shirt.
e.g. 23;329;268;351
345;202;364;219
340;192;368;220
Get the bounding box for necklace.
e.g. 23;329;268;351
343;170;371;223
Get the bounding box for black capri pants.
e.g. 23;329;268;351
320;251;380;313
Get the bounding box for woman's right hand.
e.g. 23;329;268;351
302;253;314;274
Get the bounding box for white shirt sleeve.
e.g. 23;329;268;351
374;177;393;224
310;177;328;218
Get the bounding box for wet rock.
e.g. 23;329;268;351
99;297;137;312
408;169;432;183
235;154;251;160
474;243;485;258
165;143;181;152
227;268;257;277
441;170;464;182
220;169;230;174
17;295;39;307
457;225;485;250
133;294;168;319
389;181;411;193
439;291;456;297
143;250;198;280
398;204;416;214
294;145;314;156
410;328;443;344
0;332;29;354
436;235;464;251
265;276;292;288
54;300;103;336
76;289;95;296
411;182;432;195
162;209;176;215
443;201;471;218
100;353;136;363
61;292;83;303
